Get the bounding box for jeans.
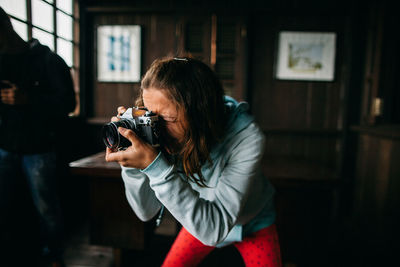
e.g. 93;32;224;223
0;148;64;259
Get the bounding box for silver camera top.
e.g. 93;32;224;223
121;107;158;127
119;108;133;119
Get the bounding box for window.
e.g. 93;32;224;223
1;0;80;115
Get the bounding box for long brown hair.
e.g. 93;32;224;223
140;57;227;186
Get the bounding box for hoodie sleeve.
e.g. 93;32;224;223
121;165;162;221
141;123;266;246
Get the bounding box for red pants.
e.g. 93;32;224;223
162;224;282;267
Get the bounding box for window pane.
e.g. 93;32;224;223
32;0;54;33
11;18;28;41
57;0;73;15
32;28;54;51
0;0;27;21
56;10;73;41
57;38;73;67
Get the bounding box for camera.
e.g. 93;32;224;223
102;107;159;149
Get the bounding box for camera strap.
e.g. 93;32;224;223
156;205;165;227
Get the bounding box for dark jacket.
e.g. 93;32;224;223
0;39;76;153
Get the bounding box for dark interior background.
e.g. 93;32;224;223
57;0;400;266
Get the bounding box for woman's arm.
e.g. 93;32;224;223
105;123;162;221
142;123;265;246
121;166;162;221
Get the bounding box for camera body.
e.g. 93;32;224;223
102;107;159;149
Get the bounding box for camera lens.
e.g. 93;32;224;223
101;119;135;149
102;123;120;149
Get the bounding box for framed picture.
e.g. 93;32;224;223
275;31;336;81
97;25;141;82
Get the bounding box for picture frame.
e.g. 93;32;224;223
275;31;336;81
97;25;141;82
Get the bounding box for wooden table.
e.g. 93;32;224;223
69;151;121;178
69;152;156;265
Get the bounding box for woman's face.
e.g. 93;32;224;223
142;87;188;152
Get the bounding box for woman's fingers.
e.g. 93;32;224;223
117;106;127;116
118;127;139;145
111;106;127;122
105;128;138;161
105;147;117;162
105;147;126;163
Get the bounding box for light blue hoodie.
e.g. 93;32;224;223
121;96;276;247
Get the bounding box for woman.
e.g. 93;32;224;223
106;57;281;266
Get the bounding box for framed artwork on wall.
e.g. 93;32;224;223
275;31;336;81
97;25;141;82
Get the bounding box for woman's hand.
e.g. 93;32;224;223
106;105;158;169
105;127;158;169
111;106;128;122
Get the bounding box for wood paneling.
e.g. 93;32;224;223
250;14;346;131
89;13;247;117
264;133;340;167
92;14;178;118
75;1;400;266
352;130;400;265
247;12;353;180
247;12;356;265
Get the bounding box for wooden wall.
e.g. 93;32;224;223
347;2;400;265
83;10;248;119
91;14;178;117
249;12;351;170
245;8;366;264
81;2;365;171
350;129;400;266
74;0;399;266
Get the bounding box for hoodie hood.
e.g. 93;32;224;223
224;95;255;138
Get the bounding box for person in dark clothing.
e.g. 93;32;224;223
0;7;76;266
